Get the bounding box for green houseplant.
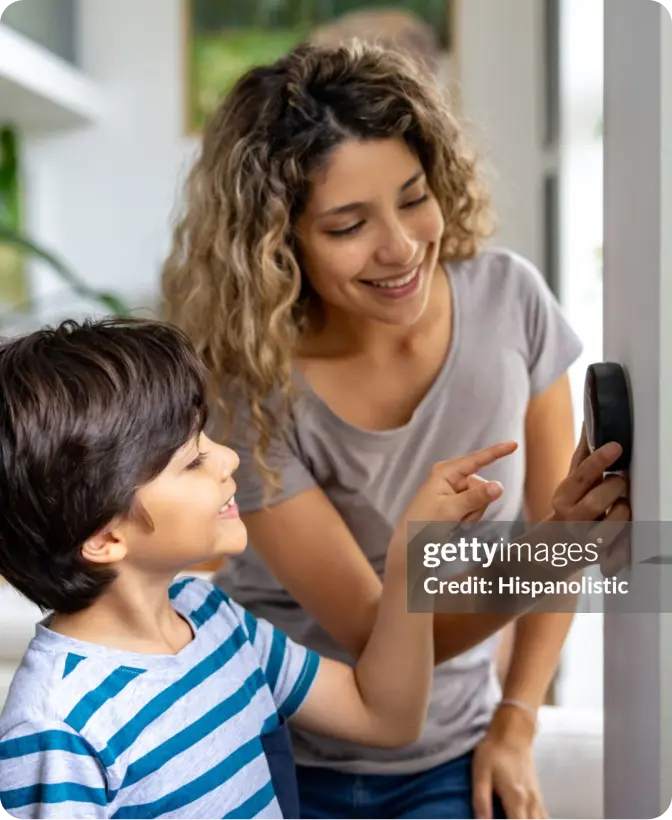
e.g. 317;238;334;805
0;127;130;327
0;227;130;317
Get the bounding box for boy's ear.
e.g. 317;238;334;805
81;520;127;565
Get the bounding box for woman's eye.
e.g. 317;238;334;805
324;195;428;237
326;221;364;237
402;194;429;209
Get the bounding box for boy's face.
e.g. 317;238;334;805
120;433;246;573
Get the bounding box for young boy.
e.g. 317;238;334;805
0;319;625;820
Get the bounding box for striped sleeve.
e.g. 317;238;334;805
227;600;320;718
0;721;108;819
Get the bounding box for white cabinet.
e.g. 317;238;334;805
0;23;104;133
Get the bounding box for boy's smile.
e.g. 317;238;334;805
118;433;248;573
218;490;239;519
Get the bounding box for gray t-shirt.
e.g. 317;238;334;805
215;247;583;775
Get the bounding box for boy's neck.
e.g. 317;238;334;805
49;569;194;656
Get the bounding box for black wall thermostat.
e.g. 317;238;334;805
583;362;633;471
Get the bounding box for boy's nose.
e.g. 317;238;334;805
221;446;240;480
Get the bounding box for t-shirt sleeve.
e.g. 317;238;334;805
206;385;316;514
512;252;584;396
228;598;320;719
0;721;108;819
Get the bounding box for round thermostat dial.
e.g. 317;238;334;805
583;362;633;471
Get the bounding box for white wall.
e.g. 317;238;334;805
21;0;198;320
454;0;545;270
603;2;672;815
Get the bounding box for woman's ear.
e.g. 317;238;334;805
81;520;127;566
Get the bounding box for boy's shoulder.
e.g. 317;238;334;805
0;619;144;748
0;578;249;741
169;575;265;645
167;574;227;609
0;636;65;738
0;627;124;807
168;574;247;633
0;577;304;819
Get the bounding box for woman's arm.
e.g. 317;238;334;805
241;406;620;676
470;374;579;820
241;487;519;666
524;373;577;523
497;374;578;711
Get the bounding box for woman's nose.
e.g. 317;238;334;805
375;221;417;268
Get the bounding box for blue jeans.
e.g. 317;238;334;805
296;750;506;819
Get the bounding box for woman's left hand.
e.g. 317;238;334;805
472;705;547;819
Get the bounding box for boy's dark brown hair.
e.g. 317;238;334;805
0;318;209;614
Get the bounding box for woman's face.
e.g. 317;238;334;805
294;137;445;327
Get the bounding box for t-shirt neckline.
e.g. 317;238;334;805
30;596;203;673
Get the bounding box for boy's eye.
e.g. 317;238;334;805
186;453;207;470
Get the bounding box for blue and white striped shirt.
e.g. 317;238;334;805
0;577;320;819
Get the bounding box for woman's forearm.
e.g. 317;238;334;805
500;611;574;708
428;514;619;663
433;612;519;664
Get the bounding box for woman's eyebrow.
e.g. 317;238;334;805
316;170;425;218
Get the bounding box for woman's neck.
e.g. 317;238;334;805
49;569;193;656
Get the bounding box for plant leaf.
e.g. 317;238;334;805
0;227;130;316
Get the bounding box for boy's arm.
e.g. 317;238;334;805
0;721;108;819
229;563;432;748
288;529;435;747
235;447;509;749
290;449;511;748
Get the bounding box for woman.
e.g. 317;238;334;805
162;42;584;819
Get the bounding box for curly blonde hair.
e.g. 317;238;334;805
162;40;494;499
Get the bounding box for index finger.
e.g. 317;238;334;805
438;441;518;488
564;441;623;506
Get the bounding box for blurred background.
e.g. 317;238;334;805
0;0;606;814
